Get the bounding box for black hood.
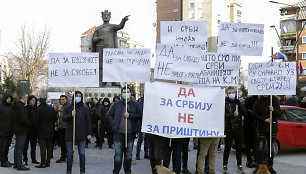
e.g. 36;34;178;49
102;97;110;106
72;91;84;106
27;95;37;107
2;93;13;106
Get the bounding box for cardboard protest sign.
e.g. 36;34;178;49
154;44;240;86
160;21;208;52
49;53;99;87
218;22;264;56
141;82;225;138
248;62;296;95
103;48;151;82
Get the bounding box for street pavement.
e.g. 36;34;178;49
0;138;306;174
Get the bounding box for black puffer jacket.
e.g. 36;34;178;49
225;97;246;132
36;103;57;139
13;101;30;135
0;93;14;136
25;95;38;135
253;96;281;134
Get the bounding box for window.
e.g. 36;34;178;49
190;2;194;8
189;12;194;20
302;21;306;28
303;37;306;44
285;40;291;46
303;53;306;59
287;109;306;123
199;12;204;19
303;68;306;76
174;8;178;12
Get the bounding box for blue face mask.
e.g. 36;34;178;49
75;97;82;103
229;93;236;100
122;93;130;100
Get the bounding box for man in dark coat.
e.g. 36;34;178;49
253;96;281;174
63;91;92;174
98;97;113;149
23;95;39;165
0;93;14;167
35;98;57;168
13;94;30;170
107;87;142;174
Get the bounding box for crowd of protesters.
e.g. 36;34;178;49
0;88;305;174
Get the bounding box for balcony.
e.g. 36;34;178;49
280;30;296;39
281;45;296;53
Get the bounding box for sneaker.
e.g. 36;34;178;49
136;154;140;160
237;165;245;174
204;168;209;174
1;162;12;167
144;154;150;159
23;161;28;166
182;168;192;174
268;166;277;174
17;165;30;171
223;165;228;174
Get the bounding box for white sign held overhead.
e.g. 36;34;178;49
218;22;264;56
49;53;99;87
160;21;208;52
154;44;240;86
141;82;225;138
103;48;151;82
248;62;296;95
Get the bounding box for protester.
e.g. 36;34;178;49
146;133;165;174
136;97;149;160
113;96;120;103
107;87;142;174
63;91;92;174
98;97;113;149
92;98;101;148
86;101;95;148
52;100;61;158
0;93;14;167
284;95;299;106
163;138;184;174
181;138;192;174
55;95;69;163
23;95;39;166
13;94;30;170
35;98;57;168
223;88;246;174
253;95;281;174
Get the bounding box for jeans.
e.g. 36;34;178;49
256;132;277;167
136;130;148;156
163;138;184;174
147;134;165;174
23;134;38;163
66;140;86;173
39;138;53;165
14;135;27;167
113;132;135;174
0;136;8;163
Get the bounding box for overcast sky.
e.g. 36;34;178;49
0;0;301;69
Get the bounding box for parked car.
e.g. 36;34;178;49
277;105;306;151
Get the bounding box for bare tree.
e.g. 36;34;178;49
4;25;51;91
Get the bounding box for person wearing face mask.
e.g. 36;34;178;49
223;88;246;174
62;91;92;174
107;87;142;174
253;95;281;174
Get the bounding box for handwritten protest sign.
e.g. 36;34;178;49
103;48;151;82
141;82;225;138
248;62;296;95
49;53;99;87
218;22;264;56
154;44;240;86
160;21;208;52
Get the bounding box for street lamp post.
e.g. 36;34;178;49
270;25;283;51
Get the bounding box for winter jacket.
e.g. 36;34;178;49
13;101;30;135
107;100;142;134
57;103;68;129
0;93;14;136
253;96;281;134
225;97;246;132
62;91;92;141
36;103;57;139
25;95;38;135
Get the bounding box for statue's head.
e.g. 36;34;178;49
102;10;111;22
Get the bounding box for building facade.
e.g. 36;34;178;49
280;0;306;88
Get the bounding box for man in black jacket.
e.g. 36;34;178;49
223;88;246;174
0;93;14;167
253;96;281;174
107;87;142;174
23;95;39;165
13;94;30;170
63;91;92;174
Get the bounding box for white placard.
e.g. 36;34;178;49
248;62;296;95
218;22;264;56
49;53;99;87
160;21;208;52
103;48;151;82
154;44;240;86
141;82;225;138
